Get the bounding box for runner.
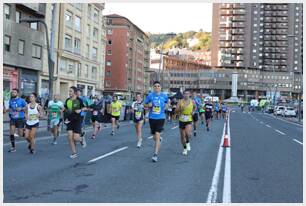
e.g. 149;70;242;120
64;86;86;159
24;93;43;154
166;99;172;123
199;94;206;125
131;93;145;148
171;98;178;122
144;81;168;162
89;96;104;139
214;101;220;120
204;99;213;131
222;103;228;119
177;90;196;155
48;94;64;145
7;88;27;152
77;89;90;138
110;95;122;135
191;91;201;137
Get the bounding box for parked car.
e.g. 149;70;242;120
282;107;297;117
266;105;274;114
274;106;285;116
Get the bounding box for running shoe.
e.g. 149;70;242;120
186;143;191;151
152;154;158;162
117;124;120;129
182;149;188;155
52;140;58;145
194;130;197;137
80;136;87;148
30;149;35;154
70;153;78;159
91;135;96;139
137;139;142;148
207;127;209;131
8;147;16;153
111;131;115;136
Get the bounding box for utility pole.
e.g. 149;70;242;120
50;3;57;96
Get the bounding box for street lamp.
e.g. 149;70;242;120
20;18;55;100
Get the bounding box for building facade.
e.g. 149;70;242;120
39;3;106;101
104;14;150;96
211;3;303;99
3;3;46;96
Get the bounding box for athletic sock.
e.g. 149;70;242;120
10;135;15;148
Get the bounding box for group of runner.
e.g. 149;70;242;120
6;82;228;162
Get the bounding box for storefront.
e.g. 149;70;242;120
20;69;38;96
3;66;18;92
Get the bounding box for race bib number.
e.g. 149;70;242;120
52;112;57;118
181;115;190;121
152;106;161;114
113;108;119;113
135;111;142;119
167;108;172;112
29;114;37;121
93;111;98;116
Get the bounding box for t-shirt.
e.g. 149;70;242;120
64;97;84;121
144;92;168;120
193;97;202;113
111;101;122;117
205;103;213;114
90;101;104;116
132;101;144;120
215;103;220;111
9;97;27;119
222;105;227;112
48;100;64;120
178;99;194;122
79;96;91;117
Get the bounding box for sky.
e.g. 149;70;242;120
104;2;212;34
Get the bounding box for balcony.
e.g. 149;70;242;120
220;4;233;9
276;11;288;16
233;9;245;15
232;42;244;48
233;3;245;9
232;16;245;21
232;22;245;27
220;23;232;28
220;10;233;15
232;36;244;41
237;48;244;54
236;55;244;61
219;42;231;48
232;29;245;34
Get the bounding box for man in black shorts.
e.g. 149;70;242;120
204;99;213;131
64;86;86;159
144;81;168;162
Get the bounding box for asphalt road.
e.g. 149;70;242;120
3;108;303;203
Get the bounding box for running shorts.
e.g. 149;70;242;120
149;119;165;134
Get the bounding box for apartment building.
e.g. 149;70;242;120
104;14;150;96
39;3;106;100
3;3;46;96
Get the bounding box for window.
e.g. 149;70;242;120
16;11;21;23
74;3;82;10
88;5;92;19
18;40;25;55
92;47;97;60
92;66;97;79
85;64;89;77
67;62;74;74
60;58;66;71
106;71;111;76
93;27;98;41
4;35;11;52
77;63;82;77
32;44;42;59
30;22;38;30
65;10;73;27
64;34;72;51
93;8;99;22
4;4;10;19
107;29;113;35
107;50;112;55
107;19;112;25
74;38;81;54
108;40;112;45
75;16;81;32
86;44;90;58
106;61;112;66
87;24;91;37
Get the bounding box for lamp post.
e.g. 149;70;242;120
20;18;55;100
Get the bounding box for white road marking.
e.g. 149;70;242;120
171;125;179;129
293;139;303;145
232;111;236;113
264;113;302;127
223;111;231;203
88;146;128;163
266;124;271;128
260;121;264;124
206;123;226;203
275;129;285;135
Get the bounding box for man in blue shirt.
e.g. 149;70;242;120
77;89;91;137
144;81;168;162
192;91;201;137
7;88;27;152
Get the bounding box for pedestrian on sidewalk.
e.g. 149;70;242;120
64;86;86;159
7;88;27;152
47;94;64;145
132;93;145;148
176;90;196;156
144;81;168;162
110;96;122;136
24;93;43;154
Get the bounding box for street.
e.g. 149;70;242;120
3;107;303;203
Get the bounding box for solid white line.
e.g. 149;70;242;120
275;129;285;135
266;124;271;128
222;110;231;203
206;123;226;203
293;139;303;145
88;146;128;163
171;125;179;129
264;113;302;127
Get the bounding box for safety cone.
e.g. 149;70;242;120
222;134;230;147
